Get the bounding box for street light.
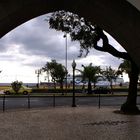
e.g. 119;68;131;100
72;60;76;107
64;33;68;94
35;69;41;88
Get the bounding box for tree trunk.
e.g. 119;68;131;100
87;80;92;94
121;62;139;113
53;81;56;89
110;80;113;94
93;82;96;88
60;82;64;95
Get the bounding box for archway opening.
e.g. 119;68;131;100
0;12;128;84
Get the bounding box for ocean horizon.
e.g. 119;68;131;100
0;83;37;86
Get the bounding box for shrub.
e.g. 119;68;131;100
11;81;22;94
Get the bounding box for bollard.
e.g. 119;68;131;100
3;94;5;112
28;94;30;109
53;94;55;107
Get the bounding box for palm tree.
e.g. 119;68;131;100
55;63;67;92
81;63;101;94
42;60;67;92
102;66;119;94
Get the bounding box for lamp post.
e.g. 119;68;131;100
72;60;76;107
35;69;41;88
64;33;68;94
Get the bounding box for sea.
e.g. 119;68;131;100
0;83;37;87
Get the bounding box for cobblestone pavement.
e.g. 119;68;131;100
0;106;140;140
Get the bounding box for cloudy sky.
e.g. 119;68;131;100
0;13;127;83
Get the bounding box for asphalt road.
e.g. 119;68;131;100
0;96;140;110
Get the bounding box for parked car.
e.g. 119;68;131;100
93;87;111;94
4;85;32;95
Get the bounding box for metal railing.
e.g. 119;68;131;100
0;94;138;112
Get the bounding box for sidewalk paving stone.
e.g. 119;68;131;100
0;106;139;140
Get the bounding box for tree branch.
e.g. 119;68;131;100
93;27;132;61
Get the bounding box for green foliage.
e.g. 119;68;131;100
118;60;131;77
42;60;67;88
118;60;140;81
48;10;130;60
48;11;98;56
102;66;120;93
82;63;101;83
11;81;22;94
102;66;119;82
81;63;101;93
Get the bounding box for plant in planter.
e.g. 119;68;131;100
11;81;22;94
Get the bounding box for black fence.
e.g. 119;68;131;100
32;88;131;93
1;94;140;112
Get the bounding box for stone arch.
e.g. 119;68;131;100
0;0;140;68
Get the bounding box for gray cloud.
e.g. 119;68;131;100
4;15;80;61
0;53;25;62
0;13;125;69
0;37;13;52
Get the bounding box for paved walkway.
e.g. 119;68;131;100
0;106;140;140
